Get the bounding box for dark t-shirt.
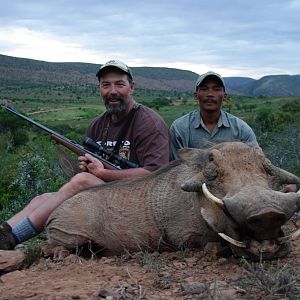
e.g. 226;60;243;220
86;104;171;171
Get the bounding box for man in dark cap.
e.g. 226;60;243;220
170;71;258;159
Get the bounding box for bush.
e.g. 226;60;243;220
0;110;29;147
0;137;67;223
147;97;173;110
239;258;299;298
254;108;295;133
255;108;276;132
281;100;300;113
257;119;300;177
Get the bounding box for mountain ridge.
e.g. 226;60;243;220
0;54;299;96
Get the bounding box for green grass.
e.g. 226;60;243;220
29;106;105;123
158;103;197;126
239;257;300;298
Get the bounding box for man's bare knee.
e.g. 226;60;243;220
28;192;56;209
58;173;104;198
70;173;104;189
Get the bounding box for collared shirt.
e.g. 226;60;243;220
170;110;259;159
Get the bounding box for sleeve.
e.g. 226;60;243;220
241;123;259;148
170;120;186;160
133;112;171;171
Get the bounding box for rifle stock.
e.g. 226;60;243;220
50;135;119;170
1;105;139;170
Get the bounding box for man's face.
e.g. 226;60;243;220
194;77;227;112
99;70;134;114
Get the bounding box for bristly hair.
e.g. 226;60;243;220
57;146;82;178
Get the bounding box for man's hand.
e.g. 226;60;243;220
78;153;105;176
281;184;298;193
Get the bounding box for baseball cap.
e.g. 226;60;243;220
96;60;133;80
195;71;226;91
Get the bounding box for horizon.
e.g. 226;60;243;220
1;1;299;80
2;53;300;81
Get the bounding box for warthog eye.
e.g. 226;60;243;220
208;153;214;161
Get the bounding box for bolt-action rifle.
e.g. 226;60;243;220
1;105;139;170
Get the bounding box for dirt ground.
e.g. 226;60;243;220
0;237;300;300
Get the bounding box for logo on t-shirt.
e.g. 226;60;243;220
98;140;131;160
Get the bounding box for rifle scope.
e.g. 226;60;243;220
83;137;139;169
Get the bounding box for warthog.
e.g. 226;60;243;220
45;142;300;260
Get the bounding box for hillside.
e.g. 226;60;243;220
0;54;197;92
234;75;300;96
0;54;300;96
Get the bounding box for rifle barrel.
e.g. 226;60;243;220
2;106;121;170
5;106;62;137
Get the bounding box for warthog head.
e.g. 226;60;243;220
179;142;300;260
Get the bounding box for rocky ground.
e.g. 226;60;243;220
1;214;300;300
0;236;300;300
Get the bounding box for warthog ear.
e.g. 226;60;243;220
263;159;300;184
201;207;227;233
178;148;208;166
200;206;239;240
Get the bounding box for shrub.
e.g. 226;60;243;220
0;138;67;223
281;100;300;113
239;258;299;298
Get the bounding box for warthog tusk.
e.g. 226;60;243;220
218;233;247;248
202;183;224;208
278;228;300;244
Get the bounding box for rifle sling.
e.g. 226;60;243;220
113;104;140;154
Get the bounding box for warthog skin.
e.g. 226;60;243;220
46;142;300;260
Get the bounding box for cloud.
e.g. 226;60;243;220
0;0;299;78
0;27;103;62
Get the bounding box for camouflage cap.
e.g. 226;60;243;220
196;71;226;91
96;60;133;80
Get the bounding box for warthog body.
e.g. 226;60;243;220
46;142;300;260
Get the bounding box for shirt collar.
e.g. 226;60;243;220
195;110;230;129
219;110;230;128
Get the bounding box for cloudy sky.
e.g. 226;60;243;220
0;0;299;78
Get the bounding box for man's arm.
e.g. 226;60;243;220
281;184;298;193
131;109;171;171
170;123;186;160
240;122;259;148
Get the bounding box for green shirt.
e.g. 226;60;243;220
170;110;259;159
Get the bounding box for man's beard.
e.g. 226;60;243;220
104;96;127;113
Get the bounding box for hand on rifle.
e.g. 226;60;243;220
78;153;105;175
281;184;297;193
